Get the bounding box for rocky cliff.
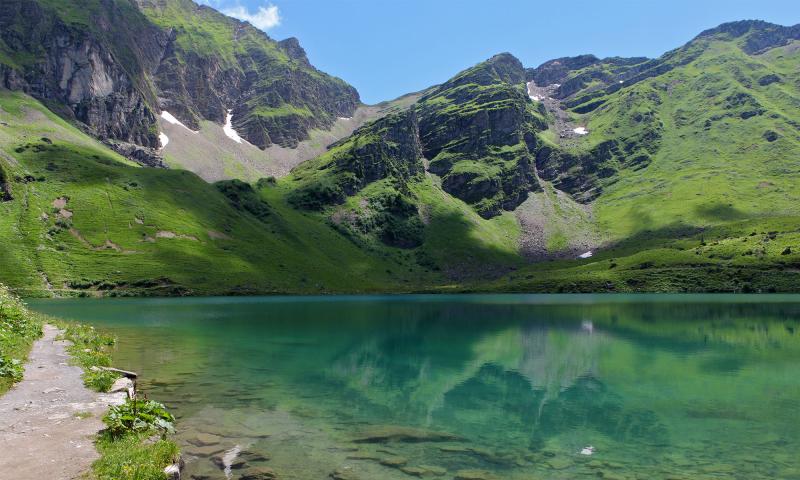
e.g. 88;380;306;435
0;0;167;151
417;53;547;217
139;0;359;149
0;0;360;162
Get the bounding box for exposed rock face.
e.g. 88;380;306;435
141;0;360;149
0;0;167;148
417;53;545;217
0;0;360;159
106;141;167;168
289;109;423;209
526;55;650;101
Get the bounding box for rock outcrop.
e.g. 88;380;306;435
289;53;548;219
417;53;546;217
0;0;360;160
289;109;423;209
0;0;167;148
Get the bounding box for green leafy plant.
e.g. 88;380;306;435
85;369;119;392
0;356;23;381
0;283;41;393
103;399;175;438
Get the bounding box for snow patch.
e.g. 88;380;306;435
337;116;352;121
160;111;197;133
158;132;169;149
580;446;595;456
223;110;244;144
573;127;589;136
526;81;543;102
578;250;593;259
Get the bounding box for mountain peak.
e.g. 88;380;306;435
447;52;526;88
695;20;800;54
697;20;780;39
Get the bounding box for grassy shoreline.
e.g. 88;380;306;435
0;283;180;479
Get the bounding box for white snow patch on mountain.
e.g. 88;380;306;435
573;127;589;135
160;111;197;133
223;110;244;144
159;132;169;149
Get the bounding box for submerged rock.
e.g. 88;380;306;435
351;426;462;444
239;466;278;480
378;456;408;468
188;432;221;447
453;470;500;480
329;468;360;480
400;465;447;477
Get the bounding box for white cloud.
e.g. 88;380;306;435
222;4;281;31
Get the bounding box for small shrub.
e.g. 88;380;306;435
0;356;23;381
85;369;119;392
103;399;175;438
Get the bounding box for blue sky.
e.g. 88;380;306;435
201;0;800;104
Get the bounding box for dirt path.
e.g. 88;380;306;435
0;325;126;479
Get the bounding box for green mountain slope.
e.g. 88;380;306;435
0;90;431;296
1;17;800;295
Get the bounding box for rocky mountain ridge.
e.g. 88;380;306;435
0;0;359;165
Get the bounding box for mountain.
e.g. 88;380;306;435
1;7;799;295
0;0;359;162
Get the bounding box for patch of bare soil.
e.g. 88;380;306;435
52;197;67;209
156;230;199;241
0;325;126;480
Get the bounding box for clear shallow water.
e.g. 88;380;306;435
28;295;800;480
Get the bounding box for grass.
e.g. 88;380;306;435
57;323;120;392
0;284;42;394
0;90;419;296
93;431;179;480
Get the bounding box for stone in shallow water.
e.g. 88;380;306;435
379;456;408;468
185;444;227;458
453;470;499;480
329;468;360;480
212;454;247;470
400;465;447;477
189;432;221;447
546;457;572;470
346;453;381;461
400;466;425;477
240;450;270;463
352;426;462;443
419;465;447;476
238;466;278;480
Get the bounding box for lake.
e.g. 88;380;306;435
28;295;800;480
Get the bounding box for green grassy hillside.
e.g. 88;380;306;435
1;20;800;295
0;90;430;296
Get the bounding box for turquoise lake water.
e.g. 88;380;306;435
28;295;800;480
